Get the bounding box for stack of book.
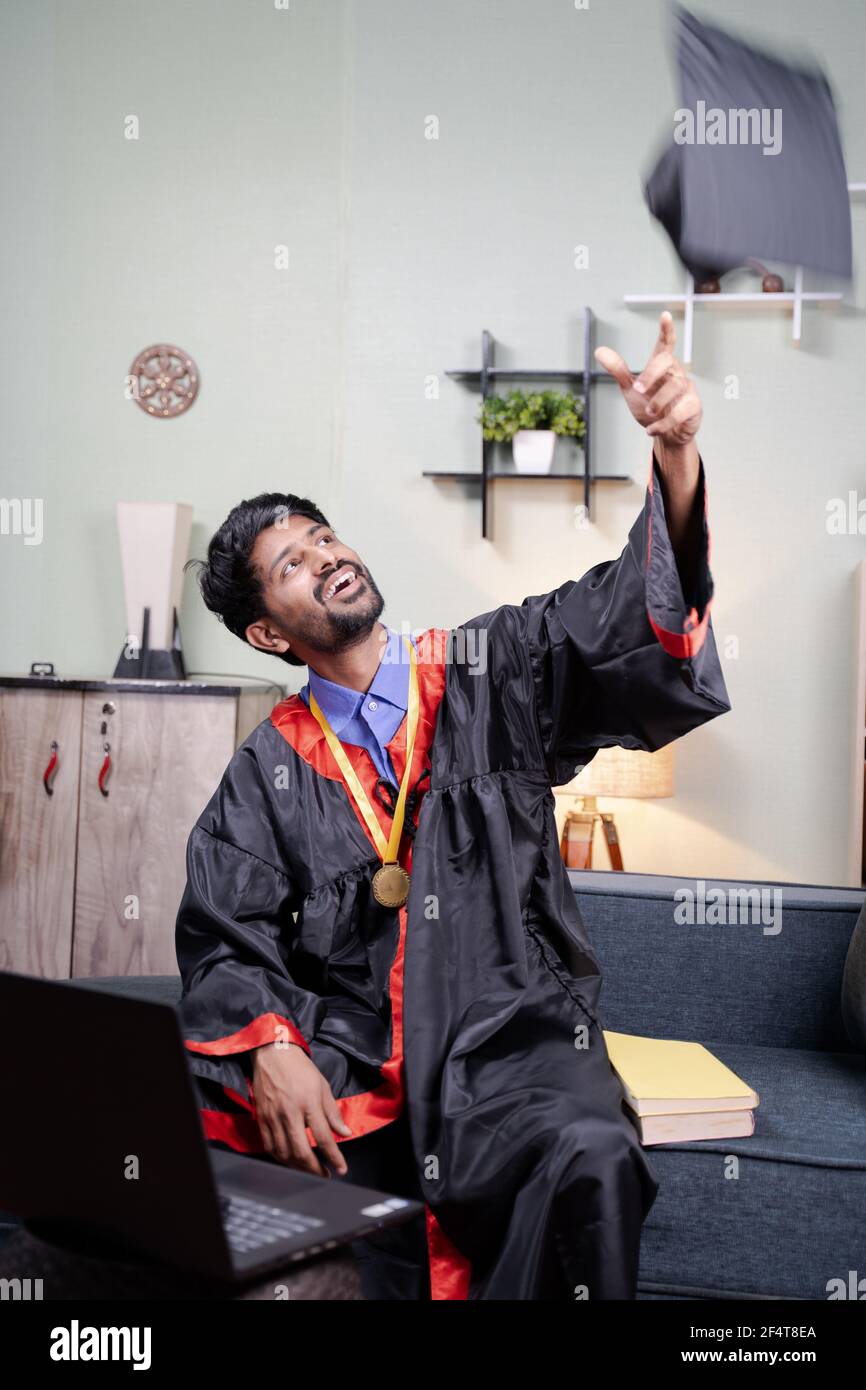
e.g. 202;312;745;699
602;1031;759;1145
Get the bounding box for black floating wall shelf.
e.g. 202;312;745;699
424;306;634;540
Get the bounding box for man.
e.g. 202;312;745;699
175;312;731;1299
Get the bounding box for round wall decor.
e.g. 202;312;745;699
129;344;199;417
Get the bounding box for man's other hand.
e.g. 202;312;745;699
251;1041;352;1178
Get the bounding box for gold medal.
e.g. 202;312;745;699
371;861;412;908
308;633;420;913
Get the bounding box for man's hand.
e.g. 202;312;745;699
595;310;705;598
594;310;702;447
252;1042;352;1178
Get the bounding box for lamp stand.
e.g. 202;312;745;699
559;795;624;871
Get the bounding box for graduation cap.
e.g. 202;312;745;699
644;5;852;283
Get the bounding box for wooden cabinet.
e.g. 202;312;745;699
0;678;280;978
0;688;83;978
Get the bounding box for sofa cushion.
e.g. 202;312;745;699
636;1040;866;1299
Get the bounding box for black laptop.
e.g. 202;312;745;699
0;971;423;1284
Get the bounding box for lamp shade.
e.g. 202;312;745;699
555;745;675;800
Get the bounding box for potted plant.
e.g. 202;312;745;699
478;388;585;474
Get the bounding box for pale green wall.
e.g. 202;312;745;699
2;0;864;884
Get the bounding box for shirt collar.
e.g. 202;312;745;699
305;627;412;734
367;627;413;709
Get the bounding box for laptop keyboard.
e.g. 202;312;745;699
219;1191;326;1255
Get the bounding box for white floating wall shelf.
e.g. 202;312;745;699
624;182;863;364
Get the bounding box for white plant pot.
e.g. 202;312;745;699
512;429;556;474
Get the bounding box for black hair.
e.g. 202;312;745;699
185;492;332;668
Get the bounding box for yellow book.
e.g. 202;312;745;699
602;1031;759;1117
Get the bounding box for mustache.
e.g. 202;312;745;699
316;560;367;602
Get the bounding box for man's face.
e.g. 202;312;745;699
246;512;384;660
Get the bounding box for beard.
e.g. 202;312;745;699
280;563;386;658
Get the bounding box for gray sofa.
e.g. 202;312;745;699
5;869;865;1300
570;869;866;1300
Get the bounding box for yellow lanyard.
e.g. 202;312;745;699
308;634;419;867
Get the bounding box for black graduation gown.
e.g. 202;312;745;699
175;452;731;1299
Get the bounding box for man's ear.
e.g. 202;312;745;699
245;618;290;655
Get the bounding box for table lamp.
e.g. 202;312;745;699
554;745;674;870
112;501;193;680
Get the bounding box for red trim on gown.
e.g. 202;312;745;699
185;1013;311;1057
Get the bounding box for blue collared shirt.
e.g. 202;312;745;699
298;627;416;787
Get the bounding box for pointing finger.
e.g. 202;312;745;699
653;309;676;356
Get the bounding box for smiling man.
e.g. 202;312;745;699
175;312;731;1301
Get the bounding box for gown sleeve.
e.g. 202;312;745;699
175;746;328;1068
522;451;731;785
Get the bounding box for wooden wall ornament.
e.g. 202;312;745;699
129;344;199;417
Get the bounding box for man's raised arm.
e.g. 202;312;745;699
520;310;730;783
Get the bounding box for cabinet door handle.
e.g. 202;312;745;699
43;740;59;797
98;743;112;797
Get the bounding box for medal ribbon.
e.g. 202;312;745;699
308;634;419;866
